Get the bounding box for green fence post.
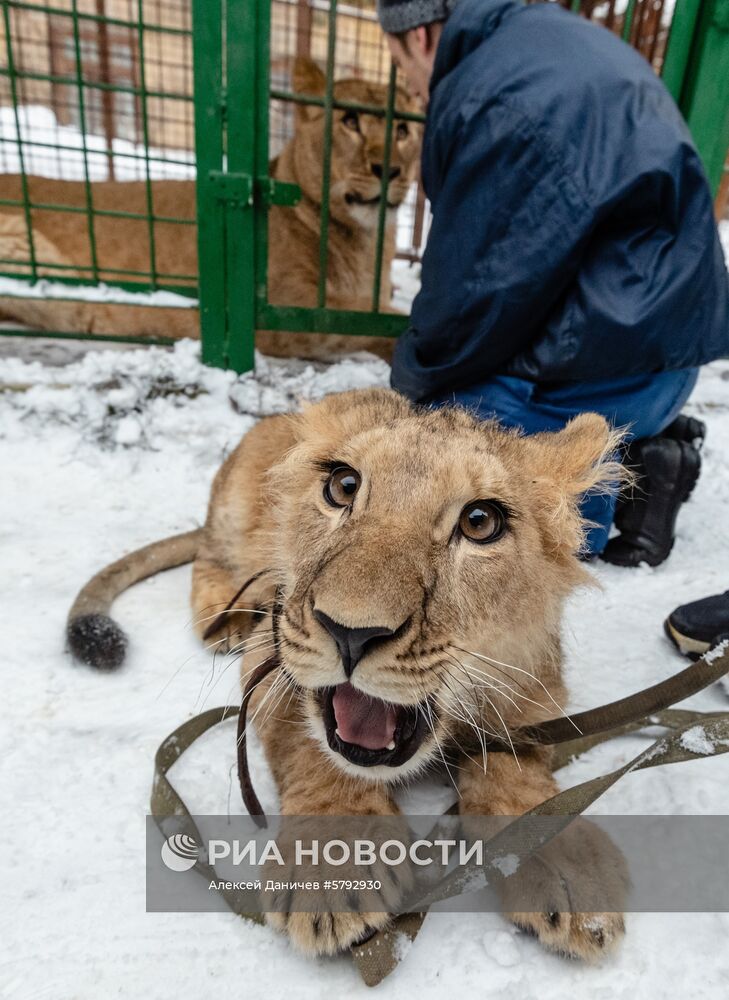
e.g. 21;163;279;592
660;0;702;102
253;0;274;335
222;0;259;374
678;0;729;195
192;0;227;369
621;0;638;42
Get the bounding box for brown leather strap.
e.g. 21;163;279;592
237;654;280;826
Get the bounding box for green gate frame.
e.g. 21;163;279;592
193;0;729;374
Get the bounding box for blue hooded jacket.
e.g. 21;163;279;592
391;0;729;402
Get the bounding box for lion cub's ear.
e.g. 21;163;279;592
524;413;627;556
530;413;625;496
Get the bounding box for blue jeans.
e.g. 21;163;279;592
432;368;699;554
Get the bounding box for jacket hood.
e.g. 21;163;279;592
430;0;520;92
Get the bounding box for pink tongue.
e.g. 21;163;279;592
332;683;398;751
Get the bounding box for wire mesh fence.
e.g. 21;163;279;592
0;0;196;294
0;0;195;174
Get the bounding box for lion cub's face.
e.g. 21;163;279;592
288;58;422;229
269;390;618;781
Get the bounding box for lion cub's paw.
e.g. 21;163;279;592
262;819;411;956
266;908;391;956
500;819;628;961
509;910;625;960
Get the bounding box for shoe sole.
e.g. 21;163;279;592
663;618;710;659
601;538;674;568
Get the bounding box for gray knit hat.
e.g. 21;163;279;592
376;0;459;34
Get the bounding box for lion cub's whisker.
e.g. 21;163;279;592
453;657;550;715
445;654;524;715
419;701;463;796
434;674;504;753
252;674;294;734
197;645;246;710
460;664;552;717
430;701;486;772
257;677;292;731
236;676;286;749
445;658;522;770
186;604;274;635
158;622;269;708
453;645;545;685
440;663;519;747
197;643;279;714
453;645;579;731
157;643;226;700
436;667;504;739
447;651;532;702
198;636;278;701
461;667;545;712
239;653;277;684
157;627;273;701
433;682;491;771
236;668;290;746
228;634;277;657
192;606;274;628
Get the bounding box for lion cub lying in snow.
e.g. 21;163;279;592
68;388;628;957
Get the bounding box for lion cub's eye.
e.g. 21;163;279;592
324;466;361;507
458;501;506;544
396;121;409;140
342;111;360;132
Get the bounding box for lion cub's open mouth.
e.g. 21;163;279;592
319;683;430;767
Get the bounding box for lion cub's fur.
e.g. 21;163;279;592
189;388;628;958
0;59;421;360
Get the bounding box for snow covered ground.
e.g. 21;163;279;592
1;333;728;999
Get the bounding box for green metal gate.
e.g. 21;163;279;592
192;0;423;372
1;0;728;372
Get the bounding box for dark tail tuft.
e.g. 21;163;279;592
67;614;128;670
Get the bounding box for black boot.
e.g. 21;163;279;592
660;413;707;449
601;437;701;567
664;591;729;659
610;412;705;538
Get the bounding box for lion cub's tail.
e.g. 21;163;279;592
67;529;202;670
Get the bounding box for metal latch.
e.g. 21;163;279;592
208;173;301;209
209;171;253;207
258;178;302;207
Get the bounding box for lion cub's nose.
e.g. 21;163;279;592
313;610;396;678
371;163;401;181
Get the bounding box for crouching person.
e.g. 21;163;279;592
377;0;729;563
